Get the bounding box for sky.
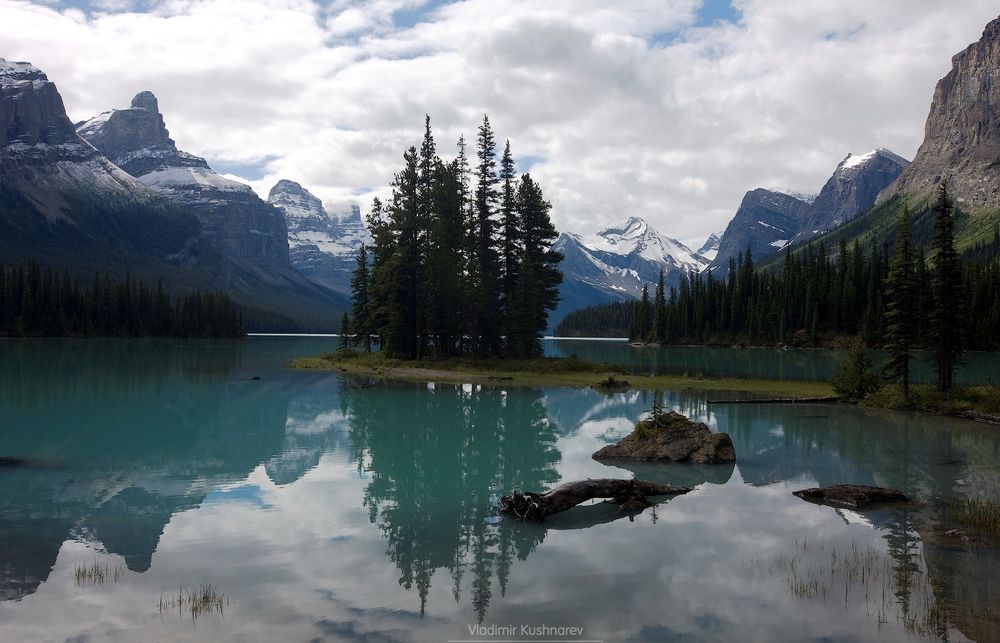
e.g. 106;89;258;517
2;0;999;249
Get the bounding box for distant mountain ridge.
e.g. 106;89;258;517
267;179;370;297
709;148;909;270
77;92;291;266
550;216;706;330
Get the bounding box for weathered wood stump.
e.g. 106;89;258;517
499;478;690;522
793;484;909;509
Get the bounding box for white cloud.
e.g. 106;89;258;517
1;0;998;236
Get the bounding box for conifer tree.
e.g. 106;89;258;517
507;174;562;357
351;243;372;352
339;312;351;350
883;205;917;398
471;115;502;355
499;140;520;319
638;284;651;341
929;182;964;391
653;269;667;343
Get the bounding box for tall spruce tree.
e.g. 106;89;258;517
929;182;964;391
427;158;466;355
339;312;351;351
883;205;917;398
471;115;502;355
499;140;520;321
351;243;372;352
638;284;651;341
653;269;667;343
507;174;562;357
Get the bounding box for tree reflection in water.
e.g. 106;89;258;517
343;380;561;620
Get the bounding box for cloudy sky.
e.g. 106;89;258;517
2;0;998;247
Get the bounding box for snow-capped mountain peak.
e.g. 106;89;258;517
585;216;705;271
839;148;908;172
268;179;328;221
267;179;370;297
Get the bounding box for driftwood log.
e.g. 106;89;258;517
499;478;690;522
793;484;909;509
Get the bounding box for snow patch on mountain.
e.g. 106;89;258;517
696;232;721;262
584;216;707;272
267;179;370;296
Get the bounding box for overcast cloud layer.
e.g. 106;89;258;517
2;0;999;246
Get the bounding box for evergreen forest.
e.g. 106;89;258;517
348;115;563;359
0;261;245;338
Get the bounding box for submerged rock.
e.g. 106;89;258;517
793;484;909;509
592;411;736;464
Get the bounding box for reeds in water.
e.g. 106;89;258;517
746;538;948;638
949;497;1000;539
73;560;124;587
158;582;229;620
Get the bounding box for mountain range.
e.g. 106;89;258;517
551;217;708;330
708;148;910;271
0;57;348;331
4;13;1000;335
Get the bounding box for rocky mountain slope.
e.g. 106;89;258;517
0;58;204;274
77;92;290;266
551;217;706;330
794;149;909;242
710;149;909;270
696;232;721;262
880;16;1000;209
267;179;370;296
76;90;348;328
709;189;811;270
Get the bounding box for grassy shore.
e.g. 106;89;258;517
864;383;1000;424
290;350;835;398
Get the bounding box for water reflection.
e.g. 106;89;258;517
344;381;559;620
0;339;999;641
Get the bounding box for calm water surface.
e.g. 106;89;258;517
0;337;998;642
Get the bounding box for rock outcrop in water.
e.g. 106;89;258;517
593;411;736;464
879;15;1000;208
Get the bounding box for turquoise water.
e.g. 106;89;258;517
0;337;998;642
545;339;1000;384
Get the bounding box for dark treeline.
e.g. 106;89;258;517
349;115;562;359
0;261;244;338
552;301;633;338
558;189;1000;356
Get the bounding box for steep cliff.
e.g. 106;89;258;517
880;16;1000;208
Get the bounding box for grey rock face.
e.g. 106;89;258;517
76;91;207;176
795;149;909;241
880;15;1000;207
0;59;104;167
0;59;200;263
78;92;290;265
696;232;721;262
709;189;810;271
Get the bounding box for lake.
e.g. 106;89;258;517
0;337;998;642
